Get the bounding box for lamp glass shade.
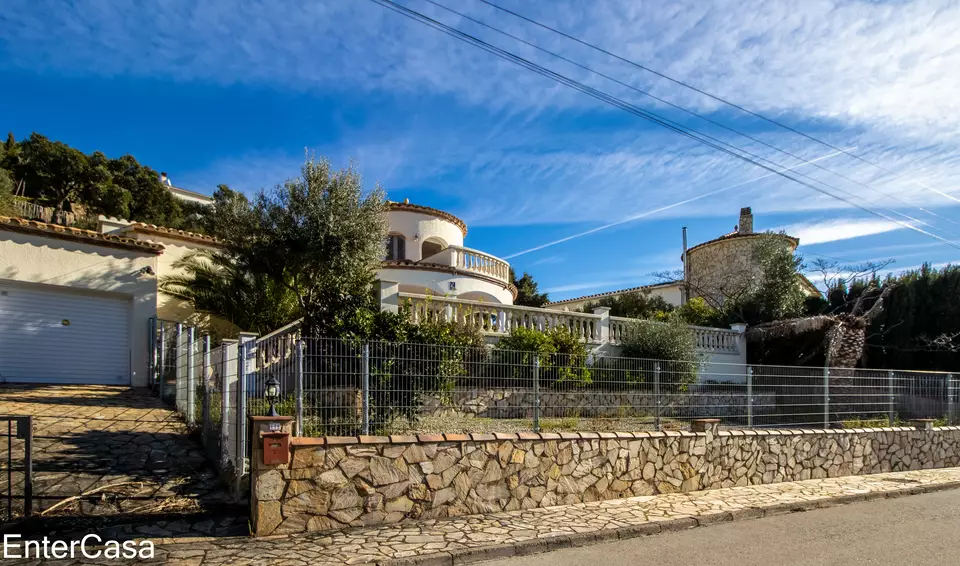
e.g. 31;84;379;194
265;377;280;400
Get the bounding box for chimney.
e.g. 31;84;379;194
160;172;171;187
738;207;753;234
403;198;410;204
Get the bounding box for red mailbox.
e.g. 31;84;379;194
262;431;290;465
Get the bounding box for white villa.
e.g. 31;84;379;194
379;199;515;304
1;182;804;387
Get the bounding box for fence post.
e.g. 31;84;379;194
186;327;197;426
746;366;754;428
947;373;956;426
654;363;662;432
202;335;211;442
173;323;183;406
295;340;304;437
157;324;165;394
21;416;32;518
147;318;156;390
236;340;248;494
361;343;371;436
888;371;896;426
823;366;830;429
532;354;541;433
220;340;237;474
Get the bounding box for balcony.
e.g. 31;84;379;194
418;245;511;285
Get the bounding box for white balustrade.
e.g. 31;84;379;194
397;292;743;354
400;293;602;342
690;325;741;353
603;318;741;354
418;246;510;284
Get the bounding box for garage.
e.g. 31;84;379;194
0;282;131;384
0;216;162;386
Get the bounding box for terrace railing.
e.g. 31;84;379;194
418;245;511;284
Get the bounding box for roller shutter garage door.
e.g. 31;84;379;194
0;283;131;384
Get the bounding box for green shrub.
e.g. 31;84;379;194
617;317;702;391
494;326;591;387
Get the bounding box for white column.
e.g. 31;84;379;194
375;279;401;314
593;307;611;343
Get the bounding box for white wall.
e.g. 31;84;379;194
0;231;159;386
545;283;685;312
136;235;238;338
379;266;515;304
101;219;239;338
387;210;465;261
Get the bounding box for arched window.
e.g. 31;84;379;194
385;234;406;260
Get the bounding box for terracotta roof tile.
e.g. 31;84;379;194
547;280;683;306
126;222;220;245
0;216;164;254
388;202;468;237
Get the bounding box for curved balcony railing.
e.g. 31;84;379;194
418;245;511;284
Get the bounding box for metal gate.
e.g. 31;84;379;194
0;416;33;522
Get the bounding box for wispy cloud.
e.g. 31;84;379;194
781;218;906;246
529;255;564;266
5;1;959;136
6;0;960;233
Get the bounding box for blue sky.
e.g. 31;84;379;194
2;0;960;300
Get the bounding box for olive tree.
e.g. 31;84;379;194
203;155;389;337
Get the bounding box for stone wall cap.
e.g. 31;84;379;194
290;437;325;446
324;436;359;445
359;435;391;444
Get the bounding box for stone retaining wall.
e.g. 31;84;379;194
251;425;960;536
421;388;777;419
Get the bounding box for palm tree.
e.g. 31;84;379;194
745;285;891;368
159;249;300;335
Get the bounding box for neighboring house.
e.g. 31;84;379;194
160;172;215;206
544;281;684;313
0;216;161;386
545;207;819;312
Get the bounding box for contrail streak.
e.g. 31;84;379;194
504;147;857;259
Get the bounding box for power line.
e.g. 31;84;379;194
366;0;960;252
423;0;960;235
475;0;960;207
504;147;853;259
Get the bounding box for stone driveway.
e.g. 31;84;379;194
0;385;245;539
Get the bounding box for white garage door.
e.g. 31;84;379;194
0;283;131;384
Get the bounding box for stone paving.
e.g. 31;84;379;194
12;466;959;565
0;385;244;539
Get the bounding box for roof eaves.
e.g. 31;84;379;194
547;280;683;305
388;202;468;237
0;216;165;254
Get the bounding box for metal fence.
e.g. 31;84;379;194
147;324;959;491
0;416;33;523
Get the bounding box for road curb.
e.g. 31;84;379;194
379;480;960;565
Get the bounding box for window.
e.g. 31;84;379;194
386;235;406;260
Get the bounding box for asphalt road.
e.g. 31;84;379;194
485;489;960;566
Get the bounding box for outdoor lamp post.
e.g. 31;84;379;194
264;376;280;417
